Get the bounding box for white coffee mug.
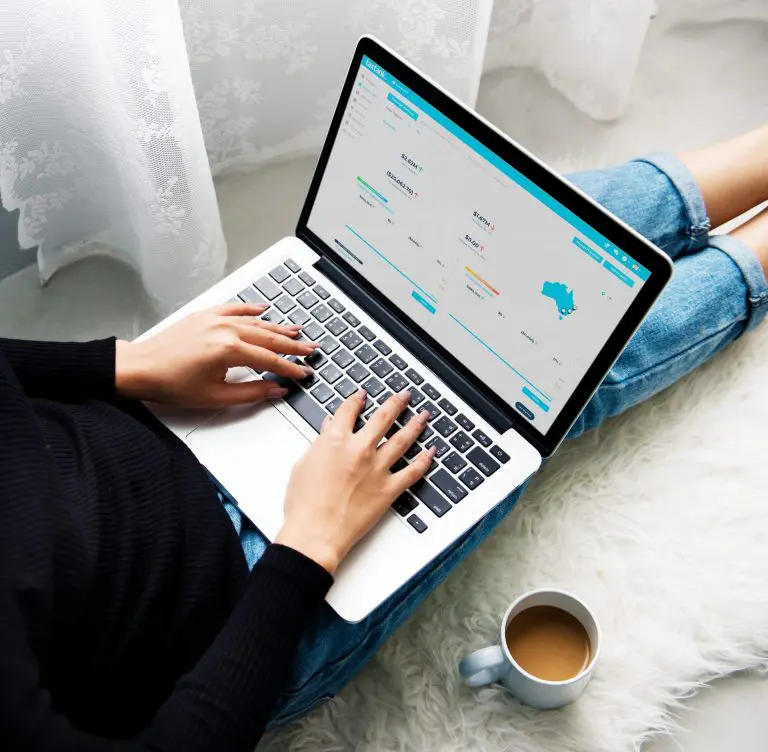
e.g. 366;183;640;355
458;589;601;709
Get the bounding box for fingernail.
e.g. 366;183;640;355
419;409;430;422
254;303;269;310
401;390;412;401
267;387;289;399
358;388;367;399
301;366;314;376
308;342;321;349
289;324;303;330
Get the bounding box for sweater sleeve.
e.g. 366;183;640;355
0;347;334;752
0;546;332;752
0;337;117;400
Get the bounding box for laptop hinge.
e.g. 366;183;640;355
312;253;514;435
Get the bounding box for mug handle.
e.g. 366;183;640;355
458;645;507;687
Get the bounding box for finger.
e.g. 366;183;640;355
208;379;289;407
214;302;269;317
390;445;436;495
320;415;331;433
362;390;412;444
377;408;430;466
237;343;313;380
234;323;318;356
249;319;303;338
330;388;366;434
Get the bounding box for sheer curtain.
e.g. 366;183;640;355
0;0;670;312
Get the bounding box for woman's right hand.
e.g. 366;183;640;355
275;389;435;574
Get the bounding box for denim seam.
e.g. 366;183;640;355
633;155;711;253
601;318;744;389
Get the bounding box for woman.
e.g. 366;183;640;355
2;127;768;750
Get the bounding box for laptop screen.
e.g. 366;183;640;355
307;55;650;433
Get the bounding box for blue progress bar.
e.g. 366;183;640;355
345;225;437;304
449;314;551;401
412;290;436;313
522;387;550;412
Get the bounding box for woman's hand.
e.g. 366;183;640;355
275;389;436;574
115;302;319;408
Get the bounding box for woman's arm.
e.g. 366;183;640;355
1;546;331;752
0;337;117;401
1;301;320;406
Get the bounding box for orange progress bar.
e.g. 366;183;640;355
465;266;500;296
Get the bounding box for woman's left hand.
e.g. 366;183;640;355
115;302;319;408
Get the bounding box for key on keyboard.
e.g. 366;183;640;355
255;277;282;300
355;344;377;364
408;514;428;533
331;349;354;368
269;265;290;283
310;383;334;403
361;377;385;397
459;467;484;490
437;397;457;415
238;286;267;305
431;469;468;503
318;335;339;354
404;368;423;385
284;389;327;433
371;358;394;377
335;379;357;398
340;330;363;350
289;308;310;325
456;413;475;431
282;277;304;296
442;452;467;474
450;431;473;453
284;258;301;273
347;363;369;383
320;364;343;383
412;479;452;517
312;304;333;323
466;446;500;476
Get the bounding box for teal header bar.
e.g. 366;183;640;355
387;92;418;120
361;55;650;284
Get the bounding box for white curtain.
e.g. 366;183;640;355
0;0;669;312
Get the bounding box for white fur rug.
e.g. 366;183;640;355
261;303;768;752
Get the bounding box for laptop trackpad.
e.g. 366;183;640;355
185;400;310;540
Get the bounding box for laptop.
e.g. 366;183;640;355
142;36;673;622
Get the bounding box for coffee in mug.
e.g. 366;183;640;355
458;589;601;709
505;604;591;682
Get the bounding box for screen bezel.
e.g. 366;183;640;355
296;36;673;457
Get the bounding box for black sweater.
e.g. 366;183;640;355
0;337;332;751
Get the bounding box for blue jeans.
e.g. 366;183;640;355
221;152;768;725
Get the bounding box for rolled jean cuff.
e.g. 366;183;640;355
709;234;768;332
633;151;711;254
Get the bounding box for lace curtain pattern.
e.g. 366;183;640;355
0;0;670;311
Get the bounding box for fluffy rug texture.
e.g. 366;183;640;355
262;311;768;752
261;10;768;752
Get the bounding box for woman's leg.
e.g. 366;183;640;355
267;152;768;726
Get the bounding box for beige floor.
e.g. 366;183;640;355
1;10;767;751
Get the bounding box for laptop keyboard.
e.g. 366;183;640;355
234;259;512;535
